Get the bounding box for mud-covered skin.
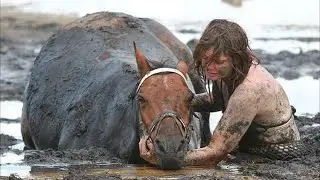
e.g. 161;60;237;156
21;12;209;163
192;92;309;160
185;62;302;166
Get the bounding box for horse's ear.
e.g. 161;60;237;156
177;60;188;77
133;41;151;78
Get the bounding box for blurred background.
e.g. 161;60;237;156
1;0;319;52
0;0;319;177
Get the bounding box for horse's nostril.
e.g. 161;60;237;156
177;139;187;152
156;139;165;153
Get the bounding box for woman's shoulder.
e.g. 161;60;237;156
245;64;276;84
235;66;274;95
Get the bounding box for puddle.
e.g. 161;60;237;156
1;151;24;164
0;122;22;139
0;100;23;120
23;164;240;179
0;164;31;177
2;161;241;179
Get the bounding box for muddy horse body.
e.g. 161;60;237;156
21;12;209;163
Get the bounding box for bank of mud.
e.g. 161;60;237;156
0;6;77;101
1;7;319;180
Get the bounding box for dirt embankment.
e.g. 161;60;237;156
0;6;77;101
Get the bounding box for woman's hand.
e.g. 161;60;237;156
184;146;216;166
139;136;157;165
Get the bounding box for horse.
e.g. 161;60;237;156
21;11;210;169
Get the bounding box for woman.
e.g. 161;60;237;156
140;19;301;166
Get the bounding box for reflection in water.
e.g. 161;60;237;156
28;164;240;179
2;162;241;179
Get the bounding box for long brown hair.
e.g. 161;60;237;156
193;19;259;94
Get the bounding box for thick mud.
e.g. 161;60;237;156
1;113;319;179
0;134;21;155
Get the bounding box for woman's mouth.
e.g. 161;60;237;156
205;70;220;79
207;71;218;77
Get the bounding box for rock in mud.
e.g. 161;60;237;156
0;134;19;154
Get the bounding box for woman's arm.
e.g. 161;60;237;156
185;85;259;166
191;93;221;112
191;81;224;112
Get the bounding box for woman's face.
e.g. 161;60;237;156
200;47;232;80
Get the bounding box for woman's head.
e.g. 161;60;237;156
193;19;258;86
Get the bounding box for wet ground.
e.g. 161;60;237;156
1;6;319;180
1;113;319;179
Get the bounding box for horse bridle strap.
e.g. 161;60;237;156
136;67;193;140
136;68;191;93
148;110;188;138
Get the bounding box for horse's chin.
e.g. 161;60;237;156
156;153;185;170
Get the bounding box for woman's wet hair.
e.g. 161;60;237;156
193;19;259;93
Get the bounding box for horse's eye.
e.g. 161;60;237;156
136;95;146;104
187;93;194;103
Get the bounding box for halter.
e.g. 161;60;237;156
136;68;194;141
136;68;194;93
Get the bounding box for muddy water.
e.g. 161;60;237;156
18;164;243;179
0;129;244;179
1;145;243;179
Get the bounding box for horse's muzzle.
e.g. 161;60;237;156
154;136;189;170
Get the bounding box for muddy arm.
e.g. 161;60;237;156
191;80;226;112
191;92;224;112
185;85;257;166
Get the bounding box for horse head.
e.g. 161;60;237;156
134;42;195;169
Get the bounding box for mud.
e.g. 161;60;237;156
1;113;319;179
0;134;21;154
23;148;124;164
0;6;77;101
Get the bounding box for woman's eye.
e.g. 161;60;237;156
215;60;224;65
216;58;228;65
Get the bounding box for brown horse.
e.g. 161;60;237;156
21;12;208;170
134;42;199;169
